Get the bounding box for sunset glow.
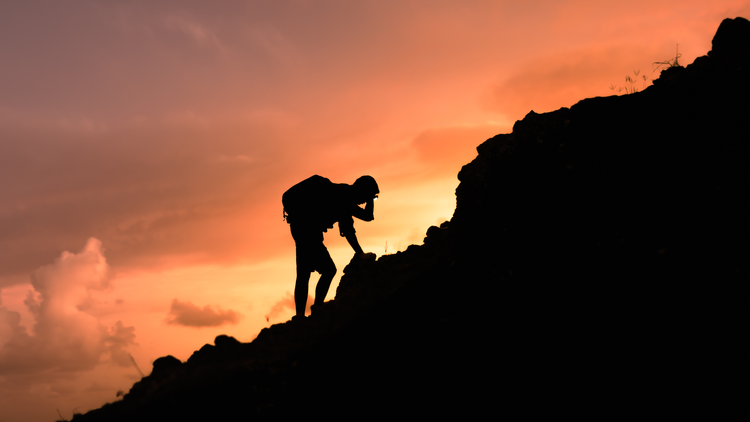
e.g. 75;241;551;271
1;1;748;420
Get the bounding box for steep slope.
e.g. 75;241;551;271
71;17;749;421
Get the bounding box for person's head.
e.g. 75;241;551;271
352;175;379;204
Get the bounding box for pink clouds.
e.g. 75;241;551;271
265;292;313;323
165;299;242;327
0;238;135;376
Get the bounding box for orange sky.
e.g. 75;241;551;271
1;1;747;420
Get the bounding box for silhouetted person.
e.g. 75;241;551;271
282;175;379;319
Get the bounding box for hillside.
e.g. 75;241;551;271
70;17;749;421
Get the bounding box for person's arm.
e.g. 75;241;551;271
344;232;376;260
340;196;376;259
344;231;364;255
351;199;374;221
339;218;366;256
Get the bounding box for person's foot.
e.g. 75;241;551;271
291;315;306;323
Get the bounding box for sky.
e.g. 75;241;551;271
1;1;747;420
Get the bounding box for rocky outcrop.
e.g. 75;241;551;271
70;17;749;421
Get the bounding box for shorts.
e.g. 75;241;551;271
290;223;336;274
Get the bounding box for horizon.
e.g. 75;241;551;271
1;2;747;421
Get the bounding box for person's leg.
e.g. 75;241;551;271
291;223;335;315
294;268;311;317
313;247;337;308
314;269;336;307
291;223;315;317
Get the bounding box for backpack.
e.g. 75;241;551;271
282;175;335;224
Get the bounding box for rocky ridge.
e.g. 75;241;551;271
70;17;749;421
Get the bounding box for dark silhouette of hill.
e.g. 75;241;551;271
69;17;749;421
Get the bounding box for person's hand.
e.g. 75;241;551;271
357;252;376;261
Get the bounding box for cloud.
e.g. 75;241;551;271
85;381;113;392
265;291;313;323
245;23;300;64
412;125;506;175
0;238;136;376
0;115;294;282
486;44;662;120
165;15;227;53
165;299;241;327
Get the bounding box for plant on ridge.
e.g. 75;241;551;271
610;69;648;95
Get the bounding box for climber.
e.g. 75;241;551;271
282;175;379;319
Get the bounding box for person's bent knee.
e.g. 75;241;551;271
321;263;336;277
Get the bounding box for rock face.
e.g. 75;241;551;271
70;17;749;421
